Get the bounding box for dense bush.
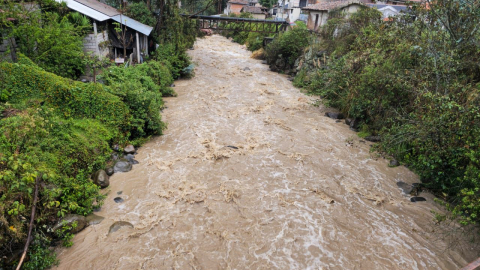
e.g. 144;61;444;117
296;2;480;225
265;21;310;70
0;62;129;128
0;107;111;268
153;43;192;79
100;60;173;137
8;9;86;79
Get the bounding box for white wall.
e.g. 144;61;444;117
83;30;109;58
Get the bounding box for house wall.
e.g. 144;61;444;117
289;7;301;21
378;6;399;19
228;3;246;14
306;4;363;31
343;4;362;18
83;30;110;58
306;10;327;30
252;13;267;19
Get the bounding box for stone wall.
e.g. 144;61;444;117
0;37;17;62
83;30;110;58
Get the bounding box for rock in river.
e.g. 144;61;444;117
53;214;87;234
93;169;109;188
105;167;114;176
114;159;132;173
86;214;105;226
108;221;134;235
389;159;400;167
410;197;427;202
325;112;345;119
124;144;135;154
124;154;139;164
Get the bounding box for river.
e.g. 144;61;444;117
54;35;477;270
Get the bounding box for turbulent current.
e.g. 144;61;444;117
55;35;478;270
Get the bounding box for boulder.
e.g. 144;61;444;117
112;144;120;152
93;169;109;188
124;144;135;154
53;214;87;234
108;221;133;235
105;167;114;176
86;214;105;226
396;181;413;194
349;118;360;131
275;58;286;70
325;112;345;119
114;159;132;173
124;154;139;165
364;136;381;142
410;197;426;202
111;152;119;161
389;159;400;167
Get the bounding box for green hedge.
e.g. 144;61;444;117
0;62;129;128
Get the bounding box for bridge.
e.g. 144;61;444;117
181;14;289;34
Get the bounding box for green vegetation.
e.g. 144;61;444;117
5;4;88;79
219;13;282;53
0;0;197;268
294;4;480;226
264;21;310;70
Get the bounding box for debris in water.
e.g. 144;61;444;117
227;145;239;149
410;197;427;202
117;191;123;195
243;67;250;71
114;197;124;203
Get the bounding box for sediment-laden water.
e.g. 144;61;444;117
54;35;477;270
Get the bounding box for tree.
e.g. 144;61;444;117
113;17;133;60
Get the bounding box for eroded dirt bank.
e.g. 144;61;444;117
55;35;477;270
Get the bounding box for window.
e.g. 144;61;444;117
299;0;307;7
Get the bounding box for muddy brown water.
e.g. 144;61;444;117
55;35;478;270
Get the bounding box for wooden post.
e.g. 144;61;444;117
136;31;140;64
93;21;100;56
145;36;148;56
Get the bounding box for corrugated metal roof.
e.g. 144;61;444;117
75;0;119;16
55;0;153;36
111;14;153;36
55;0;110;21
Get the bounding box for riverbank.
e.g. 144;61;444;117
54;35;477;270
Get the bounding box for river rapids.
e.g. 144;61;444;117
54;35;477;270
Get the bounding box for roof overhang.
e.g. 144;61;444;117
55;0;110;21
111;14;153;36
